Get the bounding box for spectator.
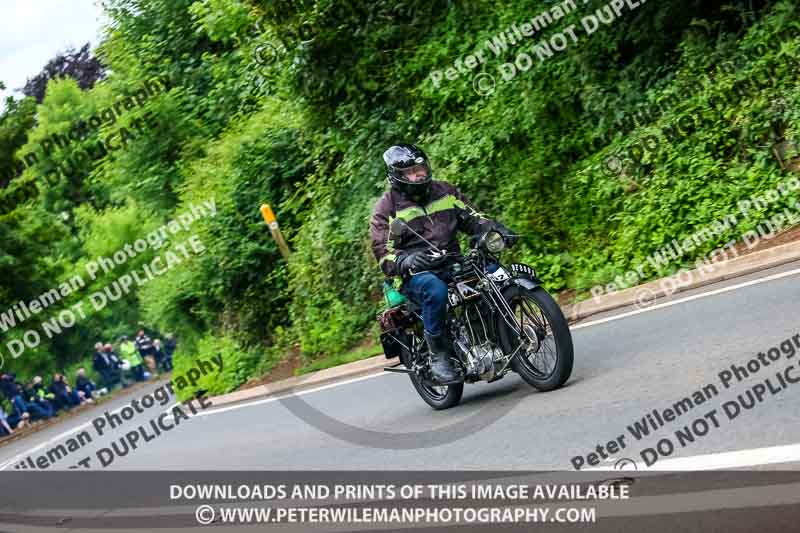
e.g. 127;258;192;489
92;342;119;389
163;333;176;372
30;376;58;411
104;344;128;387
0;404;14;437
135;330;157;375
75;368;97;400
119;336;145;382
12;384;51;421
27;381;56;417
153;339;166;372
48;374;82;411
0;373;18;401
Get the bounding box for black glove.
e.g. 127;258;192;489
397;251;447;276
492;222;518;247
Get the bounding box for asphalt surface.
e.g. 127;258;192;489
2;262;800;471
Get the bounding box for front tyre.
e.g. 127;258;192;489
409;374;464;410
499;285;574;391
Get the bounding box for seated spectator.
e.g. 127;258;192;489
92;342;119;389
30;377;57;414
104;344;127;388
0;373;18;401
162;333;176;372
28;381;56;417
48;374;82;411
0;404;14;437
12;384;51;421
75;368;97;400
119;336;146;382
5;410;26;432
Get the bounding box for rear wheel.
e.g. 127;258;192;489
500;285;573;391
401;329;465;410
409;374;464;410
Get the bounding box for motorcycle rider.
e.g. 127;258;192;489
369;144;517;385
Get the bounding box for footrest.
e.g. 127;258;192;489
383;366;414;374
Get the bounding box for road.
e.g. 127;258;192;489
2;262;800;472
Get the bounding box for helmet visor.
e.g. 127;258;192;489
399;163;430;183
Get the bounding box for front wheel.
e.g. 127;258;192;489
499;285;574;391
409;374;464;410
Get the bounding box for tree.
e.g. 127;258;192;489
0;97;36;189
21;43;106;103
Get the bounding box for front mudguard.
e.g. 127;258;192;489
506;263;542;290
509;276;541;291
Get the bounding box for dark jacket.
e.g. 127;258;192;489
75;375;94;392
108;351;123;368
93;351;112;373
49;380;69;397
0;375;17;401
164;339;176;356
369;181;495;279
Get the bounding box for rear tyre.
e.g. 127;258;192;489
500;285;573;391
409;374;464;410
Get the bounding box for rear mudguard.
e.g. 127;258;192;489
380;332;402;359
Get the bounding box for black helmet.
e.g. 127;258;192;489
383;144;432;202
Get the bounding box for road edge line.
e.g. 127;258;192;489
564;239;800;322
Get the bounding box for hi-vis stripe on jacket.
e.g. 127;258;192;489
369;181;494;279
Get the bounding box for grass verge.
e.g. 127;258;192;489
294;343;383;376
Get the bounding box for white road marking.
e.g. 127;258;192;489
0;374;390;470
572;266;800;330
0;389;180;471
190;372;390;418
0;422;95;471
592;442;800;471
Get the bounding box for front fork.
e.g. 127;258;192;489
481;274;542;370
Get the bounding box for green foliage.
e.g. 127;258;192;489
171;333;260;401
295;342;382;376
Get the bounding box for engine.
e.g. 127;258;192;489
451;302;504;380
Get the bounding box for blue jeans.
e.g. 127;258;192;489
12;395;51;420
401;272;451;336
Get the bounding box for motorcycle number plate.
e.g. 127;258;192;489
487;267;511;282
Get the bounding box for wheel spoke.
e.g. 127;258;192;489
511;294;560;379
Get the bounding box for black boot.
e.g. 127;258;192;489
424;331;463;385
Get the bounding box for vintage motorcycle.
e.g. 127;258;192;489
378;228;574;410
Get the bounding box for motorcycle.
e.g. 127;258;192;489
378;227;574;410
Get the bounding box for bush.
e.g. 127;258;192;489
171;333;261;401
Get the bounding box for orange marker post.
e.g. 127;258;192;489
260;204;290;259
